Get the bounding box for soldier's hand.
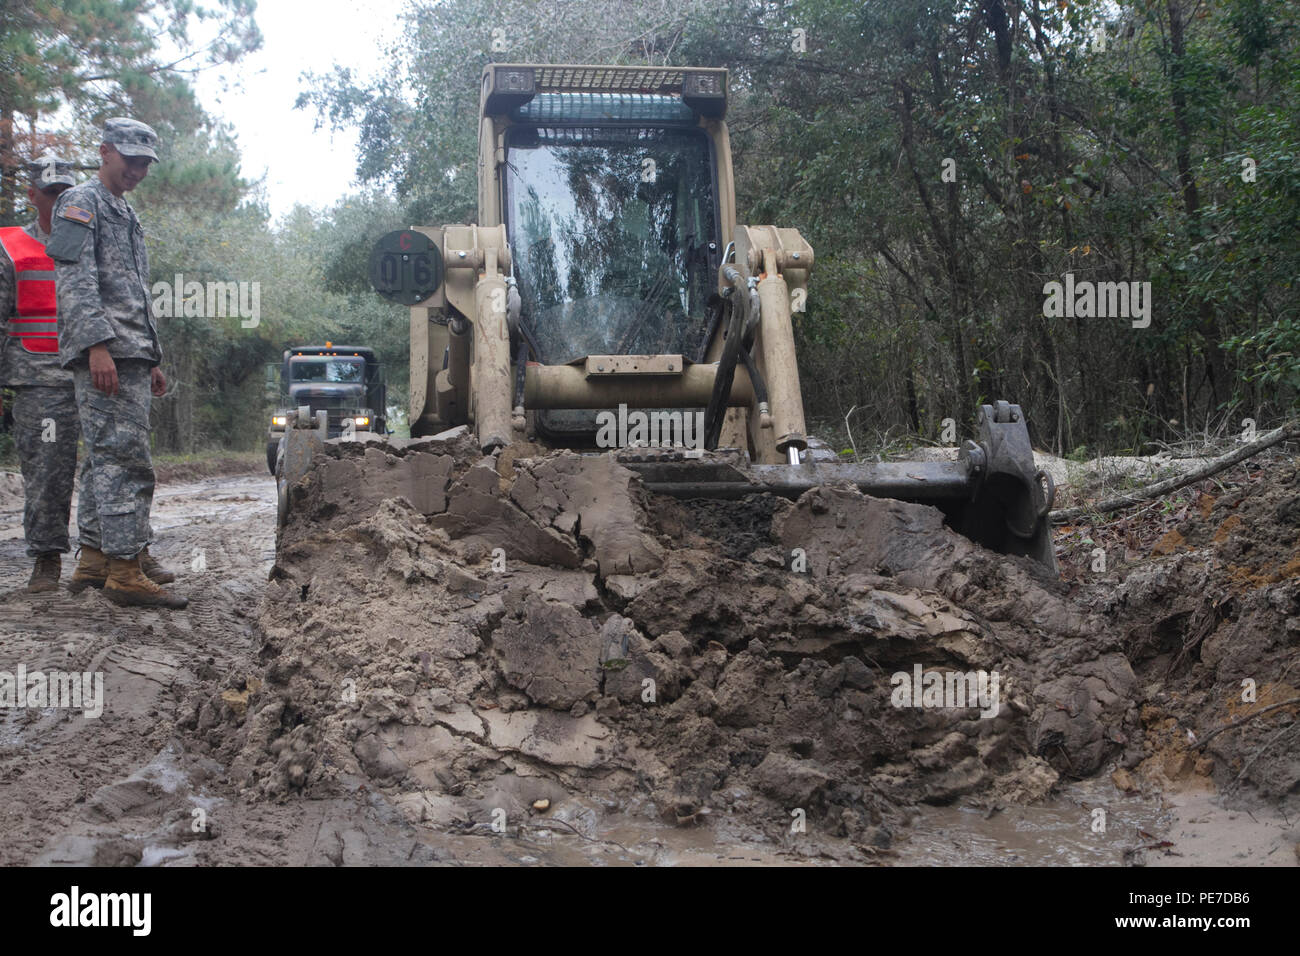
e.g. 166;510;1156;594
151;366;166;397
89;344;119;396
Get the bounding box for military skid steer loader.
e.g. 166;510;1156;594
278;64;1056;571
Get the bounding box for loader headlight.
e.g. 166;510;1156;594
682;71;727;117
271;415;287;427
497;68;535;93
483;67;536;114
351;416;370;428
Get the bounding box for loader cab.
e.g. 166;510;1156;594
359;66;1057;572
482;66;733;445
382;65;808;466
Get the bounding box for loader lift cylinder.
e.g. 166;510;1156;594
445;316;471;418
756;265;807;459
473;269;513;451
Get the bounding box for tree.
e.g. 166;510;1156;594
0;0;260;222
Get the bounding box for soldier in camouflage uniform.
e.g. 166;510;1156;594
0;155;79;591
46;118;186;609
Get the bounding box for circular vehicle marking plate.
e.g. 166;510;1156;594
369;230;444;305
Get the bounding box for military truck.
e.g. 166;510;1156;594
266;345;387;474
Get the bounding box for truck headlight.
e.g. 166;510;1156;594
271;415;287;427
352;416;370;428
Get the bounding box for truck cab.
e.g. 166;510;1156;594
267;345;387;473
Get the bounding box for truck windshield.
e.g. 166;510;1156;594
291;358;364;383
504;126;719;365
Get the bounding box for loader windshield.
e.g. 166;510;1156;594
504;126;719;365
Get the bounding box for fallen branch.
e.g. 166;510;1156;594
1051;421;1300;523
1192;696;1300;751
1231;721;1300;787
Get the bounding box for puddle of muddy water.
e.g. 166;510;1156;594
149;475;275;534
895;778;1172;866
471;782;1174;867
478;814;831;866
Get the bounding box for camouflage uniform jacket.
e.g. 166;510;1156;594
47;178;161;369
0;220;74;387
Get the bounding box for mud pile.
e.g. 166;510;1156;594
1099;464;1300;801
184;431;1170;859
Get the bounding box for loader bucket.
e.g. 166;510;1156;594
621;401;1057;573
275;406;329;530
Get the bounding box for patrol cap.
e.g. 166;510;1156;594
27;153;77;190
103;117;159;161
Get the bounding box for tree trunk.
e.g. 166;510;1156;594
1166;0;1230;402
0;107;17;225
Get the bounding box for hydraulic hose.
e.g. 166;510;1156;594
703;267;748;449
739;344;768;407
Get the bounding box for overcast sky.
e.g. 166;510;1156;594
191;0;399;220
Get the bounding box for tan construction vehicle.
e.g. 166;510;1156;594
278;64;1056;570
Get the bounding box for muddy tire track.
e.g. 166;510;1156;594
0;473;275;866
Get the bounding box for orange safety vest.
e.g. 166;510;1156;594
0;226;58;354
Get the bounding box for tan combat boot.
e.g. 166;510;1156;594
67;546;109;593
103;555;188;609
139;547;176;584
26;553;61;593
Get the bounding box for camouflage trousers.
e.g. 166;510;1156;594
73;359;155;560
11;385;80;556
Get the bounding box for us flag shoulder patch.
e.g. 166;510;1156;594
60;205;94;225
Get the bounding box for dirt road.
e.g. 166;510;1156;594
0;474;290;864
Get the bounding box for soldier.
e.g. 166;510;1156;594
0;154;79;591
46;118;186;609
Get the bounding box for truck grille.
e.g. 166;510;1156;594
305;398;357;437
